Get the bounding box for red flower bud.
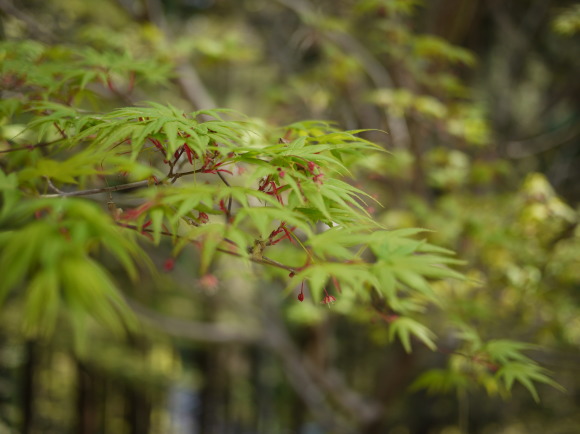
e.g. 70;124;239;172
321;295;336;305
200;274;219;291
198;212;209;223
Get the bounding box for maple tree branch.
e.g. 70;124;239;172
171;167;206;180
38;166;211;198
0;141;58;154
117;223;300;274
44;177;66;194
40;180;153;198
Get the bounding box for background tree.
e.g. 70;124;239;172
1;1;579;433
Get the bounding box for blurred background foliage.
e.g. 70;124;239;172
1;0;580;433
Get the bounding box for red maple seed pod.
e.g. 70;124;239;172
297;281;305;301
163;258;175;272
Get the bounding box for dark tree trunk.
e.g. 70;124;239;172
125;385;152;434
76;361;101;434
362;345;416;434
21;340;36;434
198;347;224;434
124;335;152;434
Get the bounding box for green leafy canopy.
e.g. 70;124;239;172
0;39;560;402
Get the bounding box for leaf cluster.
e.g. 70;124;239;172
0;35;561;403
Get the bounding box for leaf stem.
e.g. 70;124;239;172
216;171;233;222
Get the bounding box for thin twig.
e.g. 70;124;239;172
44;177;66;194
216;171;233;222
252;255;298;273
0;141;57;154
40;180;152;198
216;171;231;188
171;168;206;180
38;165;213;198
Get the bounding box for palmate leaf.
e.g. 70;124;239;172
0;170;20;225
285;121;382;151
478;339;564;401
26;101;84;140
369;228;432;256
410;369;470;394
392;268;436;299
305;225;376;260
388;317;437;353
363;229;465;309
0;97;22;118
60;255;134;331
17;149;109;185
0;197;150;335
483;339;537;365
23;267;60;335
236;207;313;240
318;179;377;220
289;262;380;302
495;362;565;403
0;221;50;305
372;264;399;304
1;41;173;109
75;102;249;159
